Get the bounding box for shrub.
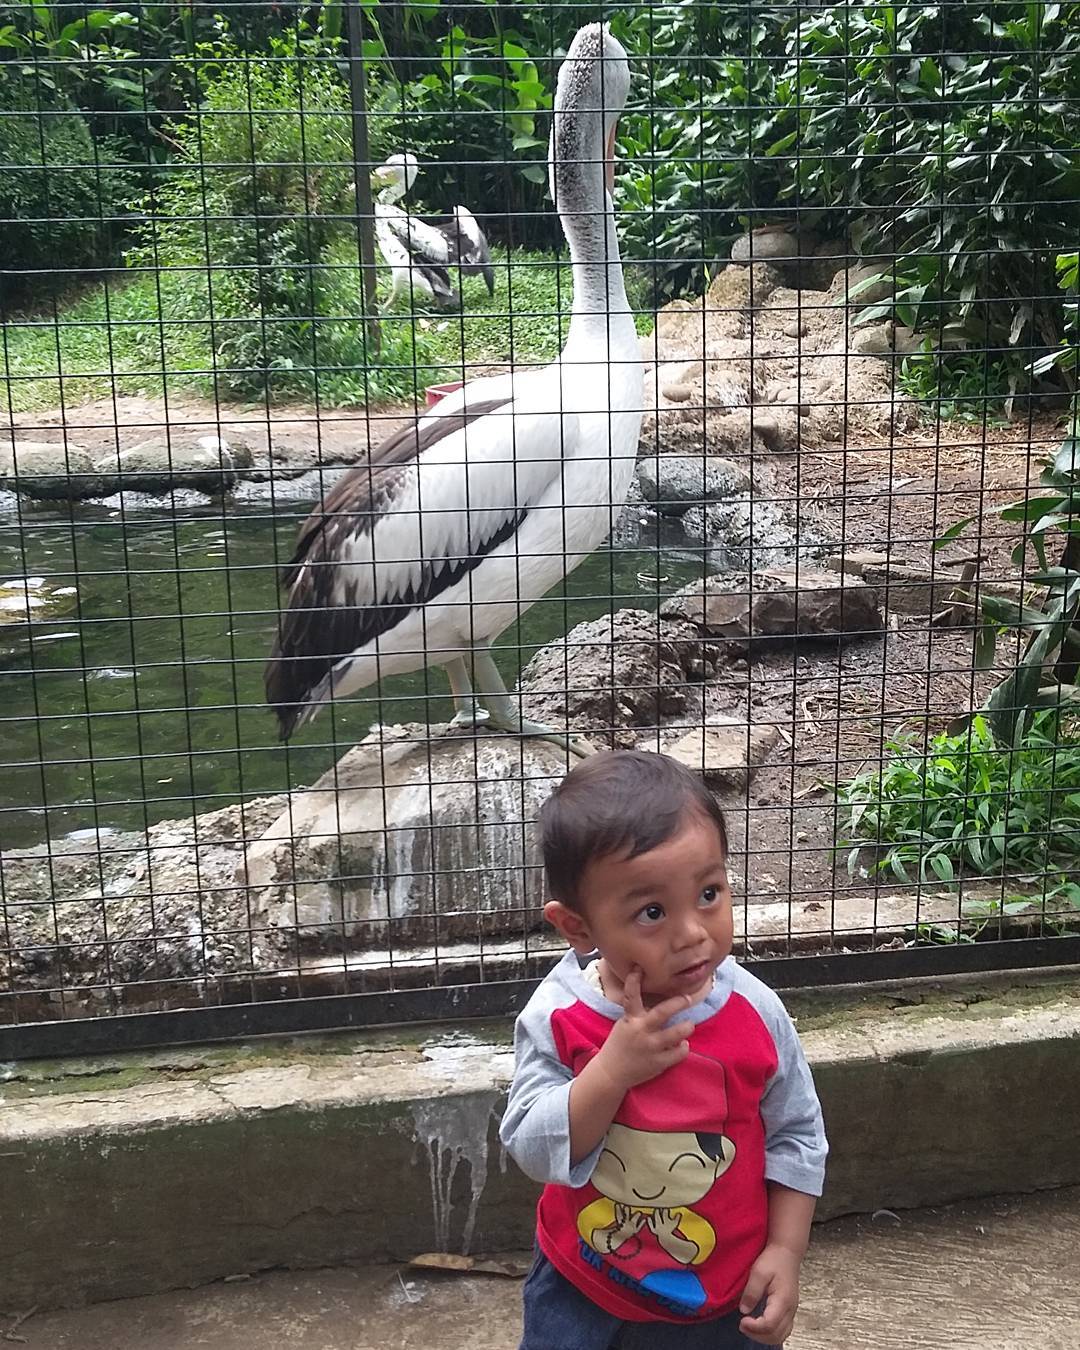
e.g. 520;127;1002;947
0;75;133;291
835;713;1080;886
126;31;358;397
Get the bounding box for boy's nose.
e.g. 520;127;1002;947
672;914;708;950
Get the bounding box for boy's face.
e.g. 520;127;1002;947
545;809;733;1005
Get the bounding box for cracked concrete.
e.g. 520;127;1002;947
6;1188;1079;1350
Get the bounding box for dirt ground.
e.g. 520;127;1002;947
9;1186;1079;1350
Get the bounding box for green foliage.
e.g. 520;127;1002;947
125;29;359;397
835;713;1080;886
368;22;555;248
0;73;133;289
1;246;579;409
0;5;140;113
927;255;1080;743
1030;252;1079;385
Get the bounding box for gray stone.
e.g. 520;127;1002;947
0;440;106;499
731;227;799;263
518;608;705;735
661;382;693;402
95;438;243;494
637;454;751;515
666;715;780;788
661;567;882;643
245;729;566;941
824;549;893;578
850;323;894;356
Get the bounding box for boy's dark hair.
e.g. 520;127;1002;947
538;750;729;910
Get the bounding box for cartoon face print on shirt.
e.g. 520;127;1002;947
579;1124;736;1269
573;1053;738;1314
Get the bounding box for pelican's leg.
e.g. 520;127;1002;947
445;656;490;729
468;644;596;759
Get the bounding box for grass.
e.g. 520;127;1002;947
2;244;653;412
834;712;1080;889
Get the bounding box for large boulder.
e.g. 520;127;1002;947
244;728;566;943
517;608;710;737
94;435;253;495
0;440;107;499
637;454;750;515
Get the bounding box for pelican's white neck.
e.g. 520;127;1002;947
562;197;633;348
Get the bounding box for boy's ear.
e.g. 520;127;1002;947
544;900;595;955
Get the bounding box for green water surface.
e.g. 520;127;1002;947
1;492;704;852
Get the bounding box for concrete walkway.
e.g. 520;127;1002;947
9;1187;1077;1349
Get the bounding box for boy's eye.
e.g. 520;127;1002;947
636;903;665;925
699;886;722;907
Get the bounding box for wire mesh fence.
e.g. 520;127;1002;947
2;0;1080;1058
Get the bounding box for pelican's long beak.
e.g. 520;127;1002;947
604;124;618;193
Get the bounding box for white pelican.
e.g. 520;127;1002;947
266;23;642;754
371;152;495;309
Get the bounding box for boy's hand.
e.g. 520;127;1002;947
738;1242;802;1345
593;967;693;1091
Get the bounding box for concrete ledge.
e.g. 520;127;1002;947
2;970;1079;1310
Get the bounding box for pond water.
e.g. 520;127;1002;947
0;490;705;852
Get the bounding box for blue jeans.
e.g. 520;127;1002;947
519;1250;779;1350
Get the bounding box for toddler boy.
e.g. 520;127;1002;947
500;750;827;1348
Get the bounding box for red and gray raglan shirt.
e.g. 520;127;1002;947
500;952;827;1323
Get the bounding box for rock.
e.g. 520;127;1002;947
662;383;693;403
824;549;892;578
731;227;799;263
666;716;780;788
768;388;811;417
783;320;807;339
1;796;286;990
656;299;702;344
94;438;243;494
0;440;106;499
675;489;818;573
518;609;703;735
196;433;254;469
637;455;751;515
245;729;565;941
850;324;895;356
835;261;895;307
661;568;882;644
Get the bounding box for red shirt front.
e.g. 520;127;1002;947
537;987;780;1321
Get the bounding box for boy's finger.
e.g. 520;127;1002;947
658;1024;693;1052
646;991;694;1026
622;966;644;1014
738;1272;769;1317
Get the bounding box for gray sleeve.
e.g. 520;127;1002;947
498;985;604;1189
739;971;828;1197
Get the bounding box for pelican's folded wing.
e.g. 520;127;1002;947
267;389;579;716
381;210;452;269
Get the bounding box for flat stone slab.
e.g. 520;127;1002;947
665;716;780;787
661;567;883;643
